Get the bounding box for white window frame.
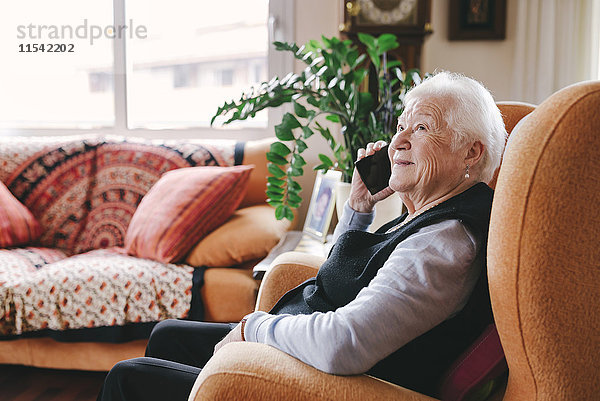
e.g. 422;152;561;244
2;0;294;140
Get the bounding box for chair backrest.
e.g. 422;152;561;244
490;102;536;189
488;81;600;400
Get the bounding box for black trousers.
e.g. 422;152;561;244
97;319;235;401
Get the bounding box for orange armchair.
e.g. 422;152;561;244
188;81;600;401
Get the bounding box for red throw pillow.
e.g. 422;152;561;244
125;165;253;263
439;324;508;401
0;181;42;248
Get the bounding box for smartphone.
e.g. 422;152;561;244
354;145;392;195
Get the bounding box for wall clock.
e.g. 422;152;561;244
340;0;431;35
340;0;432;70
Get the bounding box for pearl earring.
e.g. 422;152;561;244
465;164;470;179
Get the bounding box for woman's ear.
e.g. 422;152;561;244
465;141;485;167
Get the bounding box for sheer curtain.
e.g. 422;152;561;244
511;0;600;104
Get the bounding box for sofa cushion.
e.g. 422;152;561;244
186;205;290;268
125;165;253;264
201;268;258;322
238;138;272;208
0;181;42;248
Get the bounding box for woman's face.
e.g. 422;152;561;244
388;97;466;201
314;191;330;217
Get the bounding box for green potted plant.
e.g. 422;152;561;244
212;33;422;221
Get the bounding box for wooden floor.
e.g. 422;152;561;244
0;364;107;401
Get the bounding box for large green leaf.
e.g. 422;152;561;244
301;127;314;139
296;139;308;152
266;151;288;165
288;192;303;204
288;180;302;191
318;154;334;168
283;205;294;221
290;166;304;176
291;154;307;167
367;49;380;70
293;101;308;118
274;124;294;141
270;142;292;156
387;60;403;69
377;34;398;53
267;163;286;178
267;176;285;186
266;190;284;201
275;204;286;220
357;32;376;48
281;112;301;129
266;183;284;194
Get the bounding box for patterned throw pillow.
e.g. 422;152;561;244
125;165;254;264
0;181;42;248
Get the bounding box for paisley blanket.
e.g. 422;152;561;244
0;136;241;340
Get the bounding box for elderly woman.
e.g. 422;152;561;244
98;71;507;400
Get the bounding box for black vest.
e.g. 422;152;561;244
270;183;494;397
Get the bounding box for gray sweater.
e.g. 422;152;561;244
244;201;481;375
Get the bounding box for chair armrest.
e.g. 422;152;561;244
254;251;324;312
189;342;438;401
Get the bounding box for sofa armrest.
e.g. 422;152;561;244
189;342;437;401
254;251;324;312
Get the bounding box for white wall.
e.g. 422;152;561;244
422;0;517;101
289;0;340;228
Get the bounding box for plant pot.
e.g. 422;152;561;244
335;181;404;233
335;182;352;221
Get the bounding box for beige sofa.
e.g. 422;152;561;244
0;136;291;371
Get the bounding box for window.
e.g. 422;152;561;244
217;69;234;87
0;1;115;129
90;72;114;93
0;0;293;134
173;65;198;89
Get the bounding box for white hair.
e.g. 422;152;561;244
403;71;507;183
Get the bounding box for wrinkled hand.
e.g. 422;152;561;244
213;322;244;354
348;141;395;213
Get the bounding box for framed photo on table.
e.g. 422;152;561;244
303;170;342;242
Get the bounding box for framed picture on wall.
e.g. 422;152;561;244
303;170;342;242
448;0;506;40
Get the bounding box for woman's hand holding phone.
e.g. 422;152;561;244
348;141;395;213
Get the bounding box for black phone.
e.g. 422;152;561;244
354;145;392;195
